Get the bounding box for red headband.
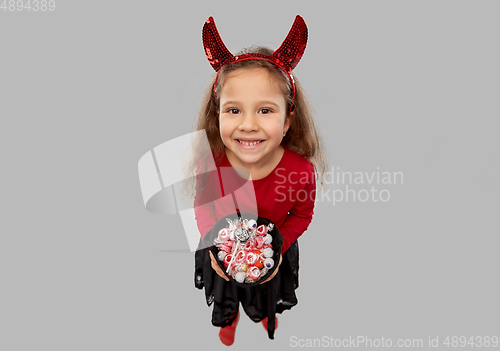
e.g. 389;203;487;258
202;15;308;112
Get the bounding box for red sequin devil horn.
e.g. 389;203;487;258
272;15;308;71
202;16;234;72
202;15;308;112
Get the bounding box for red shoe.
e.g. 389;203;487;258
219;312;240;346
261;316;278;331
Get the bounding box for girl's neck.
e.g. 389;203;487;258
224;146;285;181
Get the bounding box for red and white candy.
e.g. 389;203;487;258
234;250;247;263
215;218;277;283
248;266;261;280
219;244;232;253
244;240;255;251
256;224;267;236
255;236;264;249
246;251;259;266
223;254;234;269
218;228;230;242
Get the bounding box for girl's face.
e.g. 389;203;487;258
218;67;291;171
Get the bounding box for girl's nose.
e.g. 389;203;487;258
238;113;259;131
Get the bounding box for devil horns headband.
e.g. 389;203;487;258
202;15;308;112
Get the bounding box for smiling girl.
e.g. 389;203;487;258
219;67;291;180
190;16;328;346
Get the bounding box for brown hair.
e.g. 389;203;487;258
183;46;329;198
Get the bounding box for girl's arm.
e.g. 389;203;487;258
278;166;316;254
193;170;220;240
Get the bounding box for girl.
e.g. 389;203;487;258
189;16;328;346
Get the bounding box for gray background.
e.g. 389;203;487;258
1;1;498;350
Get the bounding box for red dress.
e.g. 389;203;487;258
194;147;316;339
194;147;316;253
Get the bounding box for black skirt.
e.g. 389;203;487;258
194;240;299;340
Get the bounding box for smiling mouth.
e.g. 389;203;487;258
237;139;264;146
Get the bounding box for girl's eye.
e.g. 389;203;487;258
227;108;240;114
259;108;272;114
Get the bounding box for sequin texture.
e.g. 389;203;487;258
202;15;308;112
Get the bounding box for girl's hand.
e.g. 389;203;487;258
208;250;230;281
259;255;282;284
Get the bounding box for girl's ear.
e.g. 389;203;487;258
284;111;293;134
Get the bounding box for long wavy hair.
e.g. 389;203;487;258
182;46;329;199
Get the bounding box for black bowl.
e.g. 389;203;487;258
204;212;283;287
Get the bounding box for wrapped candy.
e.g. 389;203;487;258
264;258;274;269
255;236;264;249
236;262;249;273
234;250;248;263
247;266;261;280
217;251;227;261
235;272;246;283
256;224;267;236
244;240;255;251
234;227;250;242
218;228;230;242
262;247;273;258
208;213;283;286
247;219;258;230
263;234;273;245
223;254;234;269
252;250;265;269
219;244;232;253
245;251;259;266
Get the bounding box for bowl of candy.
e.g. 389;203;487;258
206;213;283;287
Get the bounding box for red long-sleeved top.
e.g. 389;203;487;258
194;147;316;254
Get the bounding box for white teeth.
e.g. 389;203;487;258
239;140;262;146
